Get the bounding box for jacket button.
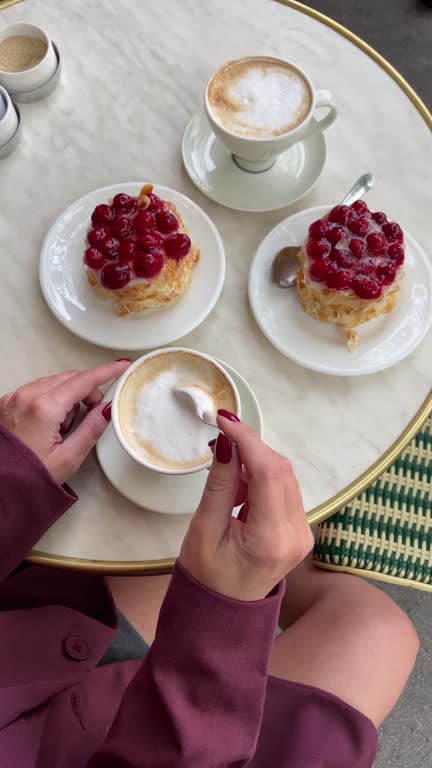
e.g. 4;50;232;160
63;636;89;661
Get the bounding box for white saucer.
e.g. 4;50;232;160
40;183;225;350
96;358;263;514
182;111;326;213
249;206;432;376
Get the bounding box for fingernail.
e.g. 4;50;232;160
216;433;232;464
208;439;216;447
237;499;249;523
102;401;112;422
116;357;132;362
218;409;240;423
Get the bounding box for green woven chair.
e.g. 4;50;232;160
314;416;432;592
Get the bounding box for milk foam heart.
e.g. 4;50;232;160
118;351;238;470
207;57;312;139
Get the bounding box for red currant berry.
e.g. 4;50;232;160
155;210;178;234
327;226;345;245
84;247;105;270
387;243;405;266
326;270;352;290
147;193;165;213
118;240;137;262
308;219;331;239
352;200;369;216
334;249;355;268
101;262;132;289
349;217;369;236
306;238;330;259
328;205;351;225
137;232;164;253
377;261;397;284
309;258;337;283
91;204;115;227
165;233;192;260
349;238;366;257
366;232;386;253
358;257;376;275
100;237;120;259
134;210;155;234
88;226;109;248
113;193;136;215
111;216;133;240
134;250;164;279
382;222;404;242
371;211;388;225
352;275;382;299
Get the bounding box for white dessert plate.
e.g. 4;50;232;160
40;183;225;350
96;358;263;514
182;111;326;213
249;205;432;376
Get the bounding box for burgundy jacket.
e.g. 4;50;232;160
0;425;377;767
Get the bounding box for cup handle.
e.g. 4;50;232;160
304;89;338;139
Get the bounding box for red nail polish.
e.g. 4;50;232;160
208;439;216;447
102;402;112;422
116;357;132;362
216;433;232;464
237;499;249;523
218;409;240;423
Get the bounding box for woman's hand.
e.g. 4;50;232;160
180;413;314;602
0;360;130;485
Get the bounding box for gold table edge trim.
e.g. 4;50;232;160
0;0;25;10
28;0;432;575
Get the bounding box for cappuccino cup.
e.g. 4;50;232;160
205;55;337;172
112;348;241;475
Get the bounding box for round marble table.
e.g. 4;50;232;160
0;0;430;573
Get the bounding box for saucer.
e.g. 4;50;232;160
40;183;225;350
0;102;21;159
249;206;432;376
96;358;263;514
182;111;326;213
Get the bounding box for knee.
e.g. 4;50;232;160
373;594;419;670
348;579;419;676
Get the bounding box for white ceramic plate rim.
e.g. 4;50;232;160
39;182;226;350
249;205;432;376
182;112;326;213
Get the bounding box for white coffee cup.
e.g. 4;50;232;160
112;348;242;476
0;22;57;94
205;55;337;172
0;85;18;146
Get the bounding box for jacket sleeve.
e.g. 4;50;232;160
89;562;284;768
0;425;77;581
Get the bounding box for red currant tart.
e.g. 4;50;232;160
297;203;405;349
84;184;200;315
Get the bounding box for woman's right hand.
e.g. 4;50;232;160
180;414;314;602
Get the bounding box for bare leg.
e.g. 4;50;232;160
269;557;419;727
106;575;171;644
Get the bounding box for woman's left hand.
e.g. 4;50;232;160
0;360;130;485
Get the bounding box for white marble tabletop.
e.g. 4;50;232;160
0;0;431;570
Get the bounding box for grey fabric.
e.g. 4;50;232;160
98;610;149;667
303;0;432;107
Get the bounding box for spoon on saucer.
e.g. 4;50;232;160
271;173;375;289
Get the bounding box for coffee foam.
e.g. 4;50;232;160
208;58;312;138
118;352;238;470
